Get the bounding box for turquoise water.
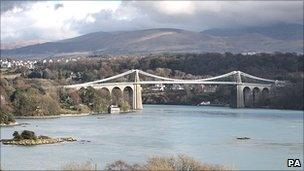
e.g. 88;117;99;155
1;105;303;170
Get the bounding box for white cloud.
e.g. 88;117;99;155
1;1;121;42
155;1;196;15
1;1;303;44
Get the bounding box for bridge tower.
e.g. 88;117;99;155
133;70;143;110
230;71;245;108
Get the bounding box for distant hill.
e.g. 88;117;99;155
201;23;303;40
0;39;47;50
1;23;303;58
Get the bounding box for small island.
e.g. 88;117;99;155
1;130;76;146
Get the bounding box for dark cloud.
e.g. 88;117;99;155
1;1;303;43
54;3;63;10
0;1;36;14
125;1;303;30
70;1;303;36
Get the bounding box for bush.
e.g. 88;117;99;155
120;101;131;112
20;130;37;140
12;88;61;116
79;87;109;113
105;155;228;171
61;161;97;171
75;104;91;113
13;131;22;140
59;89;82;109
0;112;15;124
105;160;140;171
92;97;108;113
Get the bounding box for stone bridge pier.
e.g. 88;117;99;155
93;84;143;110
229;71;272;108
230;84;271;108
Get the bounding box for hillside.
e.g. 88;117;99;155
1;23;303;58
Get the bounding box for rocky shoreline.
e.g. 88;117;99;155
0;122;20;127
14;111;134;119
1;111;135;127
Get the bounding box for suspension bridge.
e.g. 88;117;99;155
64;69;284;110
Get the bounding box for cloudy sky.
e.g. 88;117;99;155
1;1;303;44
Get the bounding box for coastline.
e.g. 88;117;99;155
13;109;137;119
145;103;304;111
0;122;20;127
14;113;92;119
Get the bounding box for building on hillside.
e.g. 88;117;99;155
201;85;218;93
171;84;184;90
150;84;165;91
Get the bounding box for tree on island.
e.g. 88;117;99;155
13;130;37;140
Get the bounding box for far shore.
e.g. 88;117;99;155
12;110;135;120
0;122;20;127
0;110;136;127
14;113;92;119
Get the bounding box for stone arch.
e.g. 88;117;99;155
261;88;270;106
243;87;252;107
100;87;111;104
252;87;260;107
123;86;133;109
111;87;123;106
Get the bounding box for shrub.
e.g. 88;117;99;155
12;88;61;116
0;112;15;124
0;86;14;114
28;71;43;78
68;90;82;105
61;161;97;171
105;155;228;171
78;87;109;113
144;155;226;171
75;104;91;113
41;95;61;115
92;97;108;113
59;89;82;109
13;131;22;140
120;101;130;112
105;160;141;171
20;130;37;140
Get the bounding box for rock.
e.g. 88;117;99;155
61;137;77;142
38;135;51;139
2;132;77;146
236;137;250;140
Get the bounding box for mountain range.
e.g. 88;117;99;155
1;23;303;58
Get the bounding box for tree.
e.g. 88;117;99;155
21;130;37;140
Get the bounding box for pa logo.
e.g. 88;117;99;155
287;159;301;167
